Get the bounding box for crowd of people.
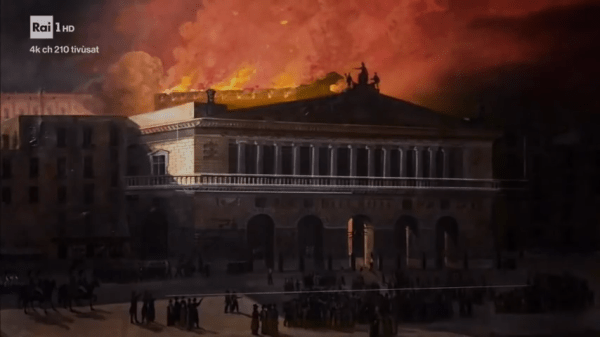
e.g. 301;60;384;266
494;272;595;313
128;291;205;330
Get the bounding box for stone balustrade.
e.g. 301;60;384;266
125;173;525;192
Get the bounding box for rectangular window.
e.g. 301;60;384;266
1;158;11;179
57;157;67;178
83;156;93;178
82;127;93;148
1;134;9;149
29;186;39;203
56;127;66;147
356;148;368;177
390;149;400;177
83;184;94;204
109;125;119;146
422;149;430;178
281;146;293;175
374;148;383;177
299;146;311;175
57;212;66;236
57;186;67;204
30;157;39;178
228;142;238;174
152;155;166;175
111;169;119;187
110;148;119;163
262;145;275;175
318;147;329;176
337;147;350;176
1;187;11;204
244;144;256;174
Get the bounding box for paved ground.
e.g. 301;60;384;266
0;296;472;337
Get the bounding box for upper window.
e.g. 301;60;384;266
152;155;166;176
56;127;66;148
82;127;93;148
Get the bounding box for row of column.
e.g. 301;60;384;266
235;141;456;178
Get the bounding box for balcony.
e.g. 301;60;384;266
125;173;526;194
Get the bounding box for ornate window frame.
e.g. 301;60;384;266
149;150;169;176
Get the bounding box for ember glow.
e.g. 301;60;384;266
99;0;594;115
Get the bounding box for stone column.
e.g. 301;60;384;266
292;144;300;176
382;147;391;177
237;141;246;173
274;143;282;175
414;146;422;178
255;142;263;174
329;145;337;176
443;148;450;178
349;145;357;177
399;147;406;177
367;146;375;177
311;144;319;176
429;146;438;178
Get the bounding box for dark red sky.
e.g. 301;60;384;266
1;0;598;121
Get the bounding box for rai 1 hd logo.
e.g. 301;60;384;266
30;16;54;39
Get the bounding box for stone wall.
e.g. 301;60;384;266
193;135;229;173
148;137;195;175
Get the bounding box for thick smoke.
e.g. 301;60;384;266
94;0;597;116
102;51;165;116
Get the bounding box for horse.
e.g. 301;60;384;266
58;278;100;311
18;279;57;315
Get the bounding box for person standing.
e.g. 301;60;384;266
271;304;280;336
129;291;140;324
173;298;181;327
192;297;203;329
141;292;148;324
268;268;274;285
148;294;156;323
251;304;260;335
224;290;231;313
231;291;240;313
260;305;268;335
187;298;194;330
180;298;187;327
166;299;174;326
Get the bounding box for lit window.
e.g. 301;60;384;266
152;155;166;175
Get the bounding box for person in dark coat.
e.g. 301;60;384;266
191;297;203;329
251;304;260;335
369;306;380;337
224;290;231;313
260;305;268;335
187;298;194;330
173;298;181;326
148;295;156;323
231;291;240;313
129;291;140;324
167;299;174;326
180;298;187;327
141;292;149;324
268;268;274;285
271;304;280;336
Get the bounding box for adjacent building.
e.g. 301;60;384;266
0;115;135;259
0;92;101;120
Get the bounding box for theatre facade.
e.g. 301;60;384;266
125;84;519;270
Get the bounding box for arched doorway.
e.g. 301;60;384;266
348;215;373;269
142;206;169;260
435;217;458;269
247;214;275;268
297;215;324;270
394;216;419;268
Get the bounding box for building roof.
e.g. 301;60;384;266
129;102;195;129
206;85;477;130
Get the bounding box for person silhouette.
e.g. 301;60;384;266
345;73;353;88
354;62;369;85
372;73;380;90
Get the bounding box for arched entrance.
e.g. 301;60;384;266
348;215;374;269
142;206;169;259
394;216;419;269
297;215;324;270
435;217;458;269
247;214;275;268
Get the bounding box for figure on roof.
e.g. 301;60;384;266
345;73;354;89
372;72;380;90
354;62;369;85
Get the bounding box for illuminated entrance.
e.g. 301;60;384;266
347;215;374;269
